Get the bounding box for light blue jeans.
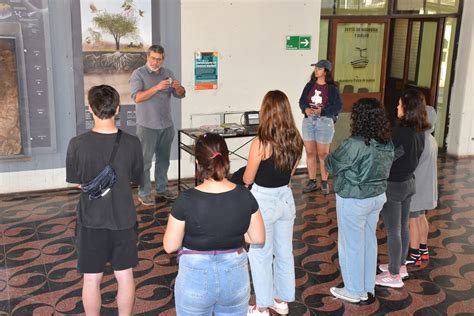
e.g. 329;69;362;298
136;125;175;196
335;193;386;296
248;184;296;308
175;249;250;316
302;116;335;144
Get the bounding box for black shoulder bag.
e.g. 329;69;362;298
81;129;122;200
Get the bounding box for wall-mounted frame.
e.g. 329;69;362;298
72;0;151;136
0;22;31;160
0;1;57;154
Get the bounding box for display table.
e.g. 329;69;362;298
177;128;257;190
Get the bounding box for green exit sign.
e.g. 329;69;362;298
286;36;311;50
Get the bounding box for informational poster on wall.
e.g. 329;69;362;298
78;0;151;135
0;0;55;149
334;23;385;94
194;51;218;90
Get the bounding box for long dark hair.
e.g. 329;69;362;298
258;90;303;171
398;89;431;132
351;98;391;145
310;68;335;85
194;133;230;181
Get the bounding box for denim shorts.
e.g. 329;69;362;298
175;248;250;315
302;116;335;144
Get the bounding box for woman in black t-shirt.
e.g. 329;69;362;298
163;133;265;315
244;90;303;315
375;89;430;289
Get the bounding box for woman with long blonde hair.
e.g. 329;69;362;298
244;90;303;315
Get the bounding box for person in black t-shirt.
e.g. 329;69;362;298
66;85;144;315
375;89;430;289
163;133;265;315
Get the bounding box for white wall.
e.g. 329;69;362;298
177;0;321;177
446;1;474;157
1;0;321;193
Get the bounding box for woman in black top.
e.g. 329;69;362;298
244;90;303;315
163;133;265;315
375;89;430;288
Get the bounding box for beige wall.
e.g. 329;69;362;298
177;0;321;177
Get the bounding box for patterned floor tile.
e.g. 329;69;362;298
0;156;472;315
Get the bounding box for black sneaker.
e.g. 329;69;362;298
156;189;177;201
321;181;330;195
303;180;318;193
405;254;421;266
138;194;155;206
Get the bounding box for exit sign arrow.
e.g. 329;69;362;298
286;36;311;50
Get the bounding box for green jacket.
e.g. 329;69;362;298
325;136;394;199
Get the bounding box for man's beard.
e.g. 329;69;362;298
148;63;160;72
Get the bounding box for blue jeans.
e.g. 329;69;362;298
380;179;415;274
174;249;250;316
336;193;386;296
136;125;175;196
302;116;334;144
248;184;296;308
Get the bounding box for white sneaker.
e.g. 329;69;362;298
360;293;368;301
375;271;404;288
330;287;361;303
247;305;269;315
379;263;409;279
271;299;289;314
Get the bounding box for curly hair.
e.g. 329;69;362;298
258;90;303;171
194;133;230;181
351;98;391;145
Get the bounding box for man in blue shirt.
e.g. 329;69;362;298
130;45;186;205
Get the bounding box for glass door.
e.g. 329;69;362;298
384;18;442;124
330;19;389;112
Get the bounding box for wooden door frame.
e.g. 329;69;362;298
404;18;444;108
329;17;390;112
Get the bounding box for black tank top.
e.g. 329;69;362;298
254;157;291;188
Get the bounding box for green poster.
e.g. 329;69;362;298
194;51;218;90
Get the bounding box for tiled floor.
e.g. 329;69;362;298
0;156;473;315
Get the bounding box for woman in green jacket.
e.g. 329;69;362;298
325;98;394;304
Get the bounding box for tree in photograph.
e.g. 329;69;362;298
92;12;137;51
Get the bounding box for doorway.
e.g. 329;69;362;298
384;18;443;124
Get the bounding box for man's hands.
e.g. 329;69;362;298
135;78;185;103
172;79;186;96
155;79;173;91
155;79;184;94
